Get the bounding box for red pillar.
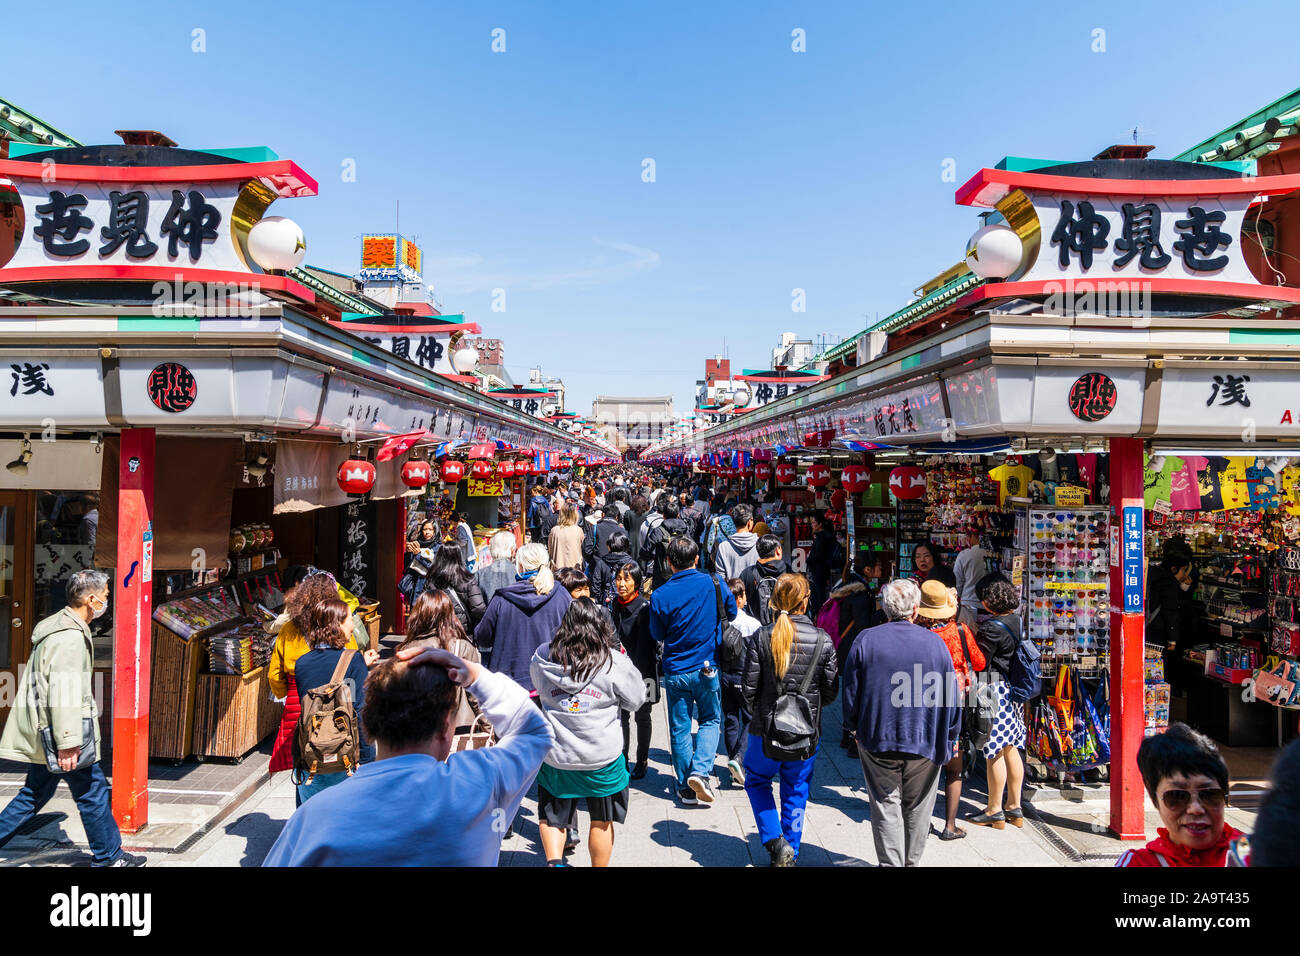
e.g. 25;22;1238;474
1108;437;1146;839
112;428;154;834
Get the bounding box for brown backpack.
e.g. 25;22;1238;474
292;649;360;784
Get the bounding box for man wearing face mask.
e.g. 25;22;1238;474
1146;548;1195;692
0;570;144;866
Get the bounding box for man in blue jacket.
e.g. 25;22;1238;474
649;536;737;805
841;577;960;867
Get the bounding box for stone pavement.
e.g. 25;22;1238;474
5;692;1259;867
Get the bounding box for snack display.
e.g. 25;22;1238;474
152;588;243;640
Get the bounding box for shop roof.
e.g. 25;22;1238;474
1175;86;1300;164
0;97;81;150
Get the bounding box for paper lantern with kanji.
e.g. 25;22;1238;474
806;463;831;487
441;459;466;484
470;459;495;481
498;459;516;479
774;461;798;485
840;465;871;494
889;465;927;500
401;460;431;489
337;459;376;496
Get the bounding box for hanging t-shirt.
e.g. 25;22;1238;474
1144;456;1180;510
1246;464;1280;511
1075;453;1098;494
1281;466;1300;516
1213;457;1252;512
988;463;1034;506
1169;456;1206;512
1198;457;1227;512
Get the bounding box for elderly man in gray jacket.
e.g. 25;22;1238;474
0;570;144;866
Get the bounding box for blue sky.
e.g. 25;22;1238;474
6;0;1300;417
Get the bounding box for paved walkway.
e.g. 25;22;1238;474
9;690;1249;867
151;691;1058;867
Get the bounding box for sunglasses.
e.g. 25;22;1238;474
1159;788;1227;812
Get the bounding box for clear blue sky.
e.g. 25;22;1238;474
7;0;1300;417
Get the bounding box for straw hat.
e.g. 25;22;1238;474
915;579;958;620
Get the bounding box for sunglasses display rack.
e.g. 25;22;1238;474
1018;504;1111;680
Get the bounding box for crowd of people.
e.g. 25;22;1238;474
2;464;1299;869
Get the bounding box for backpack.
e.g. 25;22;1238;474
754;574;779;627
293;649;361;785
701;516;727;571
653;523;689;584
714;578;747;674
991;617;1042;703
763;630;827;760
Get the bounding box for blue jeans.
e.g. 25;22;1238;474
742;734;817;857
664;666;722;789
0;760;123;865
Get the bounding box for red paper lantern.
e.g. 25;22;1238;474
841;465;871;494
467;443;496;459
470;459;495;480
401;460;431;489
889;465;926;500
337;459;376;496
774;461;798;485
441;459;466;484
806;463;831;487
498;459;516;479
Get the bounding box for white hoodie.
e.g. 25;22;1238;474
530;645;646;770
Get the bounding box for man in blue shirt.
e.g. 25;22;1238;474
841;578;961;867
649;536;737;805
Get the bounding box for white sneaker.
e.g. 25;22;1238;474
688;774;716;804
727;758;745;787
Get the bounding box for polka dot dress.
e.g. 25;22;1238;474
981;680;1026;760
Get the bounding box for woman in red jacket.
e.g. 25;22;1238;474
1116;723;1242;867
915;579;984;841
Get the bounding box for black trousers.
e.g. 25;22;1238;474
621;701;653;764
718;674;751;762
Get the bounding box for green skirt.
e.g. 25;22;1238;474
536;756;629;799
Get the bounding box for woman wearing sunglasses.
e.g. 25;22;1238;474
1116;722;1242;867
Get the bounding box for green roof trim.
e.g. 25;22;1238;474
993;156;1075;172
0;98;81;149
118;315;199;332
289;269;373;313
870;270;983;335
1176;86;1300;163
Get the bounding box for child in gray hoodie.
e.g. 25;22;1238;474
530;597;647;867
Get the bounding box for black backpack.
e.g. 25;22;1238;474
763;631;827;760
753;574;779;626
713;578;746;673
653;524;689;584
990;617;1042;703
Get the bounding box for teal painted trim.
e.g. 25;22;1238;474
351;348;375;365
900;354;922;371
118;316;199;332
1228;328;1300;344
7;143;72;158
9;144;278;162
993;156;1073;172
188;147;279;162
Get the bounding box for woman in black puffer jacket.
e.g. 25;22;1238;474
427;546;488;633
741;572;839;867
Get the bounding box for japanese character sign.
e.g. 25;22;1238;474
1068;372;1117;423
147;362;198;413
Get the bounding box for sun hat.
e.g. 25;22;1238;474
915;578;958;621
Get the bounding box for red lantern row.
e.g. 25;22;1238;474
774;461;798;485
889;465;926;500
338;459;376;496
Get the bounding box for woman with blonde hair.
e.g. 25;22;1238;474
740;572;839;866
548;503;586;571
474;542;572;694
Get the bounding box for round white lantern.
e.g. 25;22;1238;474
247;216;307;272
451;346;479;373
731;383;752;407
964;224;1023;280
